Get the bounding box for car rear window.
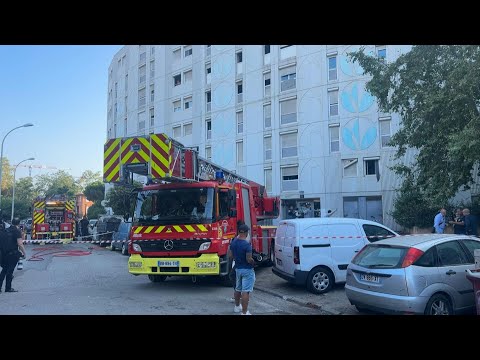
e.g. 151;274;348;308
352;245;408;269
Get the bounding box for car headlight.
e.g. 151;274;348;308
132;243;142;252
199;242;211;251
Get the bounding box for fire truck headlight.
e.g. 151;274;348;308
132;243;142;252
199;242;211;251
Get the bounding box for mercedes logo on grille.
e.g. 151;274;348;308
164;240;174;251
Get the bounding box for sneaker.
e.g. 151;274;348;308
5;288;18;293
240;311;251;315
233;305;242;313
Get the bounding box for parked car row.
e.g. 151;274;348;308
271;217;480;315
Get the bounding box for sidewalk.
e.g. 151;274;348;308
253;266;359;315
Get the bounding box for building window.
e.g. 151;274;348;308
184;45;192;58
184;96;192;110
138;65;146;85
138;111;146;131
150;60;155;79
206;45;211;57
379;118;392;147
139;45;146;63
150;84;154;103
328;56;337;81
149;108;154;127
264;45;271;65
206;91;211;112
365;159;379;176
236;141;244;164
205;146;212;160
280;45;296;60
329;90;339;117
173;48;181;63
173;100;181;112
280;97;297;124
206;119;212;140
150;46;155;57
264;45;271;55
138;88;146;108
264;72;271;97
236;81;243;103
281;132;298;158
377;46;386;60
173;74;181;86
280;65;296;92
114;82;118;98
264;103;271;128
329;125;339;152
236;111;243;134
343;159;357;177
264;168;272;193
125;74;128;92
184;69;192;84
236;51;243;75
281;166;298;191
206;64;211;84
264;136;272;161
173;125;181;138
184;122;192;136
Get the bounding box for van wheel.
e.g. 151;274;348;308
148;275;167;283
424;294;453;315
307;266;334;294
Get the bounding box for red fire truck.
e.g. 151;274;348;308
103;133;279;283
31;195;76;240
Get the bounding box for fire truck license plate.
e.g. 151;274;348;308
158;261;180;267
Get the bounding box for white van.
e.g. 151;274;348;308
271;218;399;294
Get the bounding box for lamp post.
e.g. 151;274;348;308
0;123;34;214
11;157;35;222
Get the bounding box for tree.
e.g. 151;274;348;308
84;181;105;203
34;170;80;198
87;202;106;219
105;182;142;217
1;157;13;195
77;170;102;192
350;45;480;210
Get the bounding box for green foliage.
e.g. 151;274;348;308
34;170;80;198
105;181;142;217
84;181;105;202
1;158;13;195
350;45;480;227
77;170;102;192
87;202;106;219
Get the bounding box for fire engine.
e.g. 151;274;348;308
31;195;76;240
103;133;279;283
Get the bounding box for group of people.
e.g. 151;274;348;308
0;217;27;293
433;207;478;236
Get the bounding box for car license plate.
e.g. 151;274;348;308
158;261;180;267
360;274;380;283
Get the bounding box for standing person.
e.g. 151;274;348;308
228;224;255;315
228;220;245;303
433;208;446;234
449;208;465;234
80;215;89;238
0;218;26;292
463;208;478;237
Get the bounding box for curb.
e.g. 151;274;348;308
254;285;341;315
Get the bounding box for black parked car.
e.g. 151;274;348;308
93;215;123;246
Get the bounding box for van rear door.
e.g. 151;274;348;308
274;223;287;272
282;224;297;276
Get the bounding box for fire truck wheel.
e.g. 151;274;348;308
148;275;167;283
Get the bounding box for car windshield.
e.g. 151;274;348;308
134;187;215;226
352;245;408;269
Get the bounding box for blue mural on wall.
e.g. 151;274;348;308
339;46;374;77
212;82;234;108
342;118;377;151
341;81;374;113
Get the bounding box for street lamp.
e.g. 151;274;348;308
11;157;35;221
0;123;34;214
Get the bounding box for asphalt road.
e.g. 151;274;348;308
0;243;326;315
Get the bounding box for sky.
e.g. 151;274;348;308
0;45;123;181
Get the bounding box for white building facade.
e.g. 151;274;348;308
107;45;416;230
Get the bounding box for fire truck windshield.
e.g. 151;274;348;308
134;187;215;225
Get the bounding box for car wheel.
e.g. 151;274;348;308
148;275;167;283
425;294;453;315
110;242;116;251
306;266;334;294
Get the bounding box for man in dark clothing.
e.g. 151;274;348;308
0;218;26;292
463;208;478;237
228;224;255;315
80;216;89;238
449;208;466;235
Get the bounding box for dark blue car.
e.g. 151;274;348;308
111;222;132;255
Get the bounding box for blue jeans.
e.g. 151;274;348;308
235;268;255;293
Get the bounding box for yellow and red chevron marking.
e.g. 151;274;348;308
33;211;45;226
34;201;45;209
103;138;121;182
133;224;208;234
65;200;75;211
150;134;171;179
120;137;150;165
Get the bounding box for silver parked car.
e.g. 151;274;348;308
345;234;480;315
